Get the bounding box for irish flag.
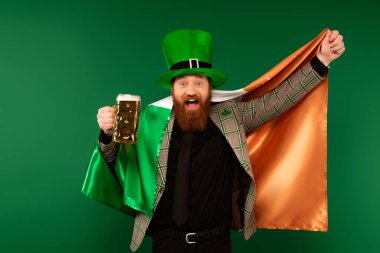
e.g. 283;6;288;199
82;28;329;232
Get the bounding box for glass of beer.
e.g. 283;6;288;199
112;94;141;144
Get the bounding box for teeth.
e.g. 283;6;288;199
187;99;197;102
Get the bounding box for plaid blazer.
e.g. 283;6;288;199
100;62;323;252
130;63;323;251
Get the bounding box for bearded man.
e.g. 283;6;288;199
83;29;345;252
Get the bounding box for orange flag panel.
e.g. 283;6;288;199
244;29;329;231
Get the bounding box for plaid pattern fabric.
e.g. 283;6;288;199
239;62;323;133
128;62;322;251
130;115;175;252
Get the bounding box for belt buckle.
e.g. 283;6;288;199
185;232;197;244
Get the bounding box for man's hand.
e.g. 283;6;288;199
97;106;115;136
317;29;345;67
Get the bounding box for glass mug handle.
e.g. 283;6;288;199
112;105;116;130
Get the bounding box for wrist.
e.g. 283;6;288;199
310;55;329;77
316;54;331;67
99;130;113;144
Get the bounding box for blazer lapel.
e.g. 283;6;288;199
210;102;254;180
154;111;175;208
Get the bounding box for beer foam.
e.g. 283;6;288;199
116;94;141;101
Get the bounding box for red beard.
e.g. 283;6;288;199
173;92;211;132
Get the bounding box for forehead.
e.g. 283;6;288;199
173;74;209;82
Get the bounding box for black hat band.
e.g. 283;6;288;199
170;58;212;71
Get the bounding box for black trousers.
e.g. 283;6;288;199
151;230;231;253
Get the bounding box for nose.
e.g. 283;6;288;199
185;84;196;96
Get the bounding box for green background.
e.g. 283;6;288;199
1;0;379;252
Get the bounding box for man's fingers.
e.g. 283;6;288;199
330;35;343;48
98;112;115;119
97;106;116;133
97;106;115;130
334;47;345;56
329;30;340;42
101;118;115;124
319;29;345;63
98;106;115;113
322;31;331;45
331;41;345;53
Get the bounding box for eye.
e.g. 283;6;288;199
196;81;203;86
176;82;186;87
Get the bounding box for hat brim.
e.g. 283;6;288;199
155;68;227;89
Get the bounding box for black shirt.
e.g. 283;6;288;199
148;118;241;233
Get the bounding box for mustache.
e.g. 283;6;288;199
182;94;200;102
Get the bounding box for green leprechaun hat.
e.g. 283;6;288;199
155;29;227;89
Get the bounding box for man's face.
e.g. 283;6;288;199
171;74;211;132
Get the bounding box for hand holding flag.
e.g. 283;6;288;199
317;29;345;66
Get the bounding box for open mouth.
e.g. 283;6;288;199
185;98;200;110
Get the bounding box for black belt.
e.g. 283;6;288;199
155;226;229;244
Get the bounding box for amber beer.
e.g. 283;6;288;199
112;94;141;144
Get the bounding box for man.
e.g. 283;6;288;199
83;29;345;252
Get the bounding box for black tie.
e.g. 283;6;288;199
172;131;193;226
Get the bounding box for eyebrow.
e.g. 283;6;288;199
193;75;207;79
183;75;206;80
173;75;208;83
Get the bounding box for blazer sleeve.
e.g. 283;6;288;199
237;62;324;133
98;140;119;170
